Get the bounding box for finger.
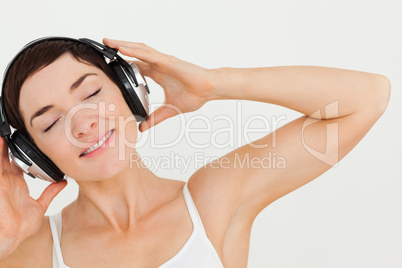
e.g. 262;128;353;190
103;38;167;66
0;137;11;172
36;180;67;212
10;160;23;176
103;38;153;63
130;60;152;78
103;38;150;50
1;159;26;190
139;105;180;132
117;46;155;64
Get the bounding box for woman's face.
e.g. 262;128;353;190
19;53;139;181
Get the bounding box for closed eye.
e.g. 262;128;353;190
85;88;102;99
43;117;60;133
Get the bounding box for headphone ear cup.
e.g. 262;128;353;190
11;131;65;182
108;61;148;122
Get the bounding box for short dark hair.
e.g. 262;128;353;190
3;39;119;142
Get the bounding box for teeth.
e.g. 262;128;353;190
81;130;113;156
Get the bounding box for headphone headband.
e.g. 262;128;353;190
2;37;117;99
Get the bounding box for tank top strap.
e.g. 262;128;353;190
182;182;207;237
49;211;70;268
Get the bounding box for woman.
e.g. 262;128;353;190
0;37;390;267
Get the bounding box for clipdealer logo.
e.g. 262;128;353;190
129;151;287;174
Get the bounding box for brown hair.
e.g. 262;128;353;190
3;39;119;142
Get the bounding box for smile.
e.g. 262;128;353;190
80;129;114;157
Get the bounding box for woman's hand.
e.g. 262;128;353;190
103;38;217;132
0;137;67;261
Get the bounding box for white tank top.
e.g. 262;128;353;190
49;183;224;268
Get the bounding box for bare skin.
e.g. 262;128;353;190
0;38;390;267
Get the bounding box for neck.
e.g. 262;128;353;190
69;154;163;232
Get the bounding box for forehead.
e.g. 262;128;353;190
19;53;102;121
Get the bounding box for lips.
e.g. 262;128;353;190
79;129;114;157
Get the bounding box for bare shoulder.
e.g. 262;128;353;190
0;217;53;268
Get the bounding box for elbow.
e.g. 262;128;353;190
379;75;391;114
372;74;391;116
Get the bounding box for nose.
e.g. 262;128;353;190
71;109;99;141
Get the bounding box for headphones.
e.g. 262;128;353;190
0;37;150;183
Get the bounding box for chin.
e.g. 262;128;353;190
100;159;130;179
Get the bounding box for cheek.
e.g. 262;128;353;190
36;134;75;169
107;93;138;137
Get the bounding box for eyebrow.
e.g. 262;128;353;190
70;73;97;92
30;73;97;127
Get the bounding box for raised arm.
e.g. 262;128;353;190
102;36;391;232
211;66;390;119
191;65;390;220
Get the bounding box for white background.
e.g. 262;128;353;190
0;0;401;267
